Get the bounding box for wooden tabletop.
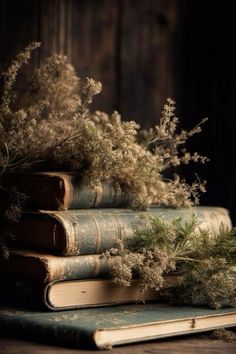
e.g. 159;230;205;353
0;330;236;354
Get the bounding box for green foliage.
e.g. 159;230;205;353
210;328;235;342
104;216;236;309
0;43;208;209
0;45;234;308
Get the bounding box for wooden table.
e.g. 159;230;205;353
1;330;236;354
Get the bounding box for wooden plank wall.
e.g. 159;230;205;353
0;0;179;119
0;0;235;222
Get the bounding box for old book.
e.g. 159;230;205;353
2;171;132;210
0;304;235;349
0;250;109;283
1;277;177;310
13;206;232;255
1;249;235;295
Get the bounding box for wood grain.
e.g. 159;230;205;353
0;0;39;87
119;0;179;126
39;0;72;60
0;332;235;354
70;0;119;113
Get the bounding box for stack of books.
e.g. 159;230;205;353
0;171;235;349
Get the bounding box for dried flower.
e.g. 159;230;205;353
0;43;208;210
104;216;236;308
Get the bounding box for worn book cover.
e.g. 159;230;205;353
12;206;232;255
0;249;109;283
1;172;132;210
0;303;235;349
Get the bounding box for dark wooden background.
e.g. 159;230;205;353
0;0;236;223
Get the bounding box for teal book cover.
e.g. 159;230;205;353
0;303;235;349
12;206;232;255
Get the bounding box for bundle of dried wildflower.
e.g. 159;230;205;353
0;43;207;209
104;216;236;309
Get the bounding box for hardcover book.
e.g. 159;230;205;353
1;251;235;310
2;171;132;210
0;249;109;283
12;206;232;255
0;304;235;349
1;277;176;310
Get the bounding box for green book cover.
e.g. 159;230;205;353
0;303;235;349
1;172;132;210
13;206;232;255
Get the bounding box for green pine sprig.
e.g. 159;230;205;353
105;215;236;309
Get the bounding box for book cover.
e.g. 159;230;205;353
13;206;232;255
0;304;235;349
2;171;132;210
0;250;109;283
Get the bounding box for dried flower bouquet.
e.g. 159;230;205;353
1;43;235;309
0;42;207;209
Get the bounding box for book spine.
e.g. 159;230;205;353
2;251;109;283
16;207;232;255
70;178;131;209
3;172;132;210
55;212;146;255
46;254;109;282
